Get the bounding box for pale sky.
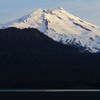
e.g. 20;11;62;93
0;0;100;26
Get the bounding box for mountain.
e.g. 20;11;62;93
1;8;100;53
0;27;100;89
1;8;100;89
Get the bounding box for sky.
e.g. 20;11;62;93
0;0;100;26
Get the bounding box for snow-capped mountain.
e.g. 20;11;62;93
1;8;100;53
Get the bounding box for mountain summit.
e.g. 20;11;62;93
1;8;100;53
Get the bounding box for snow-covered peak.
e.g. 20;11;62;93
1;8;100;53
2;8;97;29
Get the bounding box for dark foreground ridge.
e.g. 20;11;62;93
0;27;100;89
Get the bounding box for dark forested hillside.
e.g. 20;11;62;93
0;27;100;89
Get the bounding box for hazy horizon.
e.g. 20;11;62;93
0;0;100;26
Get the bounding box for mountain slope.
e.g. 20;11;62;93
0;27;100;88
1;8;100;53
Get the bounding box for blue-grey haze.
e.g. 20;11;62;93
0;0;100;25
